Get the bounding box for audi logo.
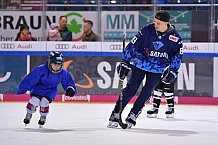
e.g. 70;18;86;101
55;44;70;49
0;43;15;49
110;44;123;50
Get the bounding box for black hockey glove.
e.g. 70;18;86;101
117;61;131;80
65;87;75;97
162;70;177;84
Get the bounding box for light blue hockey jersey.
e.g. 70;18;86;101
17;63;76;99
123;23;183;73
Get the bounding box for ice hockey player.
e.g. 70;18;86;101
17;51;76;127
147;68;176;118
108;10;183;128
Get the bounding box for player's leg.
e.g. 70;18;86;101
23;96;40;125
147;81;163;118
165;95;174;118
163;82;175;118
147;94;161;118
38;97;52;127
126;72;162;127
108;66;146;128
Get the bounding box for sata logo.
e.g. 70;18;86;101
169;35;179;42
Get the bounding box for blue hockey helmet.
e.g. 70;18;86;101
48;51;64;73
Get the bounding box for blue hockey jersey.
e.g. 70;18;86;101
123;23;183;73
17;63;77;99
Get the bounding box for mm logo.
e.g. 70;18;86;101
106;14;135;29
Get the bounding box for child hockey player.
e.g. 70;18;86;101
17;51;76;127
147;69;176;118
108;10;183;128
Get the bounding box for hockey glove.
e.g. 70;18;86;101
117;61;131;80
65;87;75;97
162;70;177;84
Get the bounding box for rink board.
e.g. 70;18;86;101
1;94;218;105
0;42;218;104
0;55;215;97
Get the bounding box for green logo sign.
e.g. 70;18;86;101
65;12;83;34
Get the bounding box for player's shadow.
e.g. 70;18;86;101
125;128;197;136
194;119;218;123
155;117;188;122
14;128;103;133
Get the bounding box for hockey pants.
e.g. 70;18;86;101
114;66;162;115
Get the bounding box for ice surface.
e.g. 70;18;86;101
0;103;218;145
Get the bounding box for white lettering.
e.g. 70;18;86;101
63;95;90;102
112;62;127;89
214;19;218;29
180;48;183;54
150;51;168;59
97;61;111;89
131;36;138;44
112;62;120;89
177;63;195;90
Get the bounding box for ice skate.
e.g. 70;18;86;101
23;112;32;126
38;116;46;128
107;112;119;128
125;112;137;129
147;107;159;118
165;108;174;118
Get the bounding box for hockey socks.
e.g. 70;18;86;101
165;96;174;118
147;96;161;118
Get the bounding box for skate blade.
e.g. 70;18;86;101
166;114;174;118
107;121;118;128
126;122;134;129
39;125;44;128
24;124;27;127
147;114;157;118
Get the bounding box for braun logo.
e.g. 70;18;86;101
55;44;70;49
0;43;15;49
110;44;123;50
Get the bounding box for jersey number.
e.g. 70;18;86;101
180;48;183;54
131;36;138;44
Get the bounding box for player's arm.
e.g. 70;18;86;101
61;71;77;97
117;26;147;80
170;40;183;72
123;26;147;63
17;67;42;94
162;40;183;84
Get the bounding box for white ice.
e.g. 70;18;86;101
0;103;218;145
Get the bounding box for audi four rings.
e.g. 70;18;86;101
55;44;70;49
0;43;15;49
110;44;123;50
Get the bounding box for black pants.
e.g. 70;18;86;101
114;66;162;115
154;81;175;94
